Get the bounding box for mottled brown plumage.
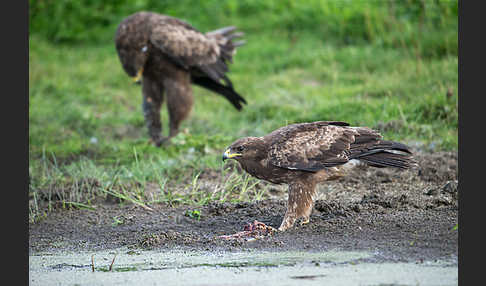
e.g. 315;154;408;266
223;121;416;231
115;11;246;146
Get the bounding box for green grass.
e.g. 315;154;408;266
29;1;458;223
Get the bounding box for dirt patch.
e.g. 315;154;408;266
29;150;458;263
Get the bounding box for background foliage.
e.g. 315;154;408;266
30;0;457;58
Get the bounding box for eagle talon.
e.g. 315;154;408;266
148;136;170;147
300;218;310;226
158;136;172;146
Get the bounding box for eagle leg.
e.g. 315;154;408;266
278;181;316;231
164;76;194;140
278;213;297;231
142;76;164;147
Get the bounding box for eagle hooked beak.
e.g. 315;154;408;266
132;68;143;84
222;148;241;161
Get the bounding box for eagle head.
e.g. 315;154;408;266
222;137;266;162
115;41;149;84
114;14;152;83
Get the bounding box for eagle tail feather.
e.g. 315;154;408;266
196;26;245;110
353;141;416;169
191;76;246;110
357;151;415;169
206;26;245;63
205;26;237;37
374;140;413;154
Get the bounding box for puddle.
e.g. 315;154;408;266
30;248;457;286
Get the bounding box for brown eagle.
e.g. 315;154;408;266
115;11;246;146
223;121;416;231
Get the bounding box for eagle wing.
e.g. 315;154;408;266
149;18;240;84
267;121;384;172
150;21;219;68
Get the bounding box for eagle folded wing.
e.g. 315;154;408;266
267;122;372;172
150;23;220;67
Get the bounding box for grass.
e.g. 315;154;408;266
29;1;457;223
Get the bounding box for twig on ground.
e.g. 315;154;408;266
109;254;117;271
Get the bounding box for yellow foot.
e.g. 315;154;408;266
300;218;310;226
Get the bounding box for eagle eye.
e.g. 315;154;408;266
236;146;244;152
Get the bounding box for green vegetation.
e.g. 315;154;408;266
185;209;201;221
29;0;458;223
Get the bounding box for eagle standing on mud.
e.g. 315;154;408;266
223;121;416;231
115;12;246;146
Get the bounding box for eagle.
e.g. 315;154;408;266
115;11;246;146
222;121;416;231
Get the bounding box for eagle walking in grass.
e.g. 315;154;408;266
223;121;416;231
115;11;246;146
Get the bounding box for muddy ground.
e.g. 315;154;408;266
29;150;458;264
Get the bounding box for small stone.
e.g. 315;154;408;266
425;189;439;196
442;180;458;194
